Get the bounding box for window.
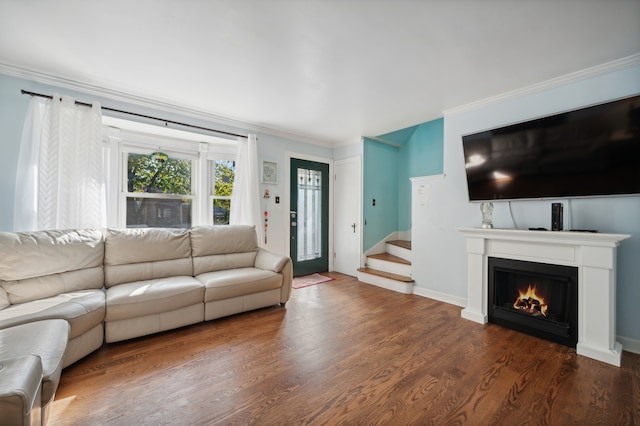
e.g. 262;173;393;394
104;116;238;229
124;150;196;228
211;159;235;225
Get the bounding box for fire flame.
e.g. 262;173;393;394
513;284;548;317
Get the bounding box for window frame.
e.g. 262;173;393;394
209;157;236;225
104;118;237;229
120;146;198;228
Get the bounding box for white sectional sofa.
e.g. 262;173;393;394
0;228;106;367
0;225;292;425
103;227;205;343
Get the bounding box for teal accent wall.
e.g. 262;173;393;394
398;118;444;230
377;125;419;145
363;138;399;251
363;118;444;251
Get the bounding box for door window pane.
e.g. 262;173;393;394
297;168;322;261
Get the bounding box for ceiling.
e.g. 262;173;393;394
1;1;639;146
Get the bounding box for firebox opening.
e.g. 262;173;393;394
488;257;578;348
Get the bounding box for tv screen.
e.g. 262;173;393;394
462;95;640;201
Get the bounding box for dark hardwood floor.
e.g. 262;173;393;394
52;272;640;425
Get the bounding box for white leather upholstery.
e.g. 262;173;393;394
0;355;42;426
191;225;293;320
106;276;204;321
0;230;105;370
0;229;104;306
104;228;205;343
0;229;103;282
190;225;258;256
104;228;193;287
0;320;69;425
199;268;282;301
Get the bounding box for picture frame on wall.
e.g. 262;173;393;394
262;160;278;184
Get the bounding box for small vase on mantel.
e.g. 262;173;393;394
480;202;493;229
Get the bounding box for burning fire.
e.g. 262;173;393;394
513;284;548;317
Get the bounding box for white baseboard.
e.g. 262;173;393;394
412;286;467;308
618;335;640;355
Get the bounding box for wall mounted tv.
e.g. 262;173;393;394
462;95;640;202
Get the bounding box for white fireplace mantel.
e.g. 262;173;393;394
459;228;630;366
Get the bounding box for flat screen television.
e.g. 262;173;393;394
462;94;640;202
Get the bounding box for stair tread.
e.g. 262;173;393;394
357;267;414;282
368;252;411;265
387;240;411;250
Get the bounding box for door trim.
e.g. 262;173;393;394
285;151;334;272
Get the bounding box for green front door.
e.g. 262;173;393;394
290;158;329;277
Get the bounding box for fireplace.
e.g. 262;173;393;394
488;257;578;347
459;228;629;366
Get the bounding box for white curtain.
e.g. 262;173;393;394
13;94;105;231
230;134;264;245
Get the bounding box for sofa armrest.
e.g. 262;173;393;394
0;355;42;425
254;249;289;273
254;249;293;305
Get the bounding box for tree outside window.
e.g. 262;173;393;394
213;160;234;225
126;152;194;228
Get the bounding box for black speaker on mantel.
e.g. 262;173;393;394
551;203;563;231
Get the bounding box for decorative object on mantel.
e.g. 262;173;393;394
480;202;493;228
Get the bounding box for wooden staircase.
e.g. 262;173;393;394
357;240;414;294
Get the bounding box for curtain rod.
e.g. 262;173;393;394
21;89;248;139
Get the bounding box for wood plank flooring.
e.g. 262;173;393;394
51;272;640;425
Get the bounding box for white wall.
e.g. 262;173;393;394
412;59;640;344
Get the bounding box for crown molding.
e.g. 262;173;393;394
443;53;640;117
0;62;336;148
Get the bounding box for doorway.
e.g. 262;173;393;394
333;157;362;276
290;158;329;277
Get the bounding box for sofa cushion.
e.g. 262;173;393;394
193;252;258;277
190;225;258;256
105;276;204;321
104;228;193;287
0;290;105;340
191;225;258;275
0;229;104;282
0;229;104;304
1;267;104;305
197;267;283;302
